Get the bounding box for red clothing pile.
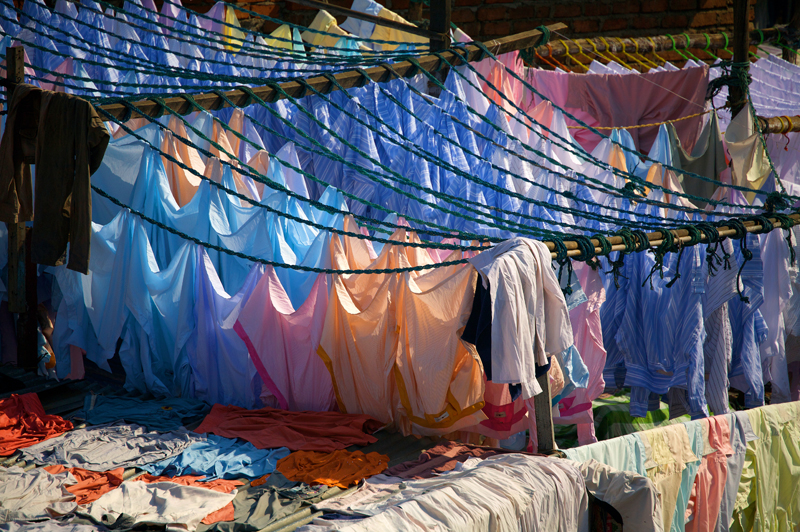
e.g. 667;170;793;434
194;404;383;452
0;393;72;456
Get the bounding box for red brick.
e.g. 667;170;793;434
454;0;483;6
390;0;409;9
669;0;696;9
601;17;628;31
689;10;717;27
718;9;733;24
572;19;600;33
482;20;511;35
245;3;279;15
513;19;539;33
451;9;475;22
509;5;535;18
536;6;551;17
485;0;515;4
477;6;506;20
661;14;688;27
613;0;640;14
698;0;726;6
554;3;582;17
459;21;481;35
641;0;667;11
633;15;659;28
585;3;611;16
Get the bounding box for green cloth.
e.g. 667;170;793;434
592;391;690;442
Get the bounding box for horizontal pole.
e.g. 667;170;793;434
537;28;786;59
545;212;800;259
283;0;443;42
758;114;800;134
96;23;567;121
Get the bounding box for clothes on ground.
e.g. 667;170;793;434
0;466;78;522
197;474;329;532
141;434;290;480
43;465;124;505
79;479;237;532
0;521;103;532
136;475;243;525
82;394;211;432
276;450;389;489
194;404;382;452
21;422;203;471
0;393;73;456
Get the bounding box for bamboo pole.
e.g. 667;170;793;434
96;23;566;122
534;28;786;59
544;212;800;260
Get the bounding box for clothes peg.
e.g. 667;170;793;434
560;39;589;71
535;48;564;71
721;32;734;59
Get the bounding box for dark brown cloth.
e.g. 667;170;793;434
385;441;515;480
0;84;109;274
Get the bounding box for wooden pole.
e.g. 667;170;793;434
428;0;451;52
783;1;800;64
97;23;566;121
4;45;38;371
408;0;423;24
534;373;556;452
729;0;751;118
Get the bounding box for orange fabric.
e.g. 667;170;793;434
137;474;242;525
44;465;123;504
194;404;382;452
0;393;73;456
276;450;389;489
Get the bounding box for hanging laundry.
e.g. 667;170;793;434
0;393;73;456
43;465;124;506
467;237;574;399
724;107;773;202
234;267;335;412
20;422;203;471
275;449;389;489
193;404;382;452
141;434;290;480
82;393;210;432
0;84;109;273
576;459;663;532
667;112;726;205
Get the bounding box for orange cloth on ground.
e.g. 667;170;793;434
194;404;382;452
44;465;123;504
0;393;73;456
276;450;389;489
137;474;243;525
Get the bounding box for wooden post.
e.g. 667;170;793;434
429;0;450;52
5;45;38;371
408;0;423;23
534;371;556;452
729;0;750;118
783;2;800;64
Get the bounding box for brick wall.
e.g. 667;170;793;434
218;0;757;42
